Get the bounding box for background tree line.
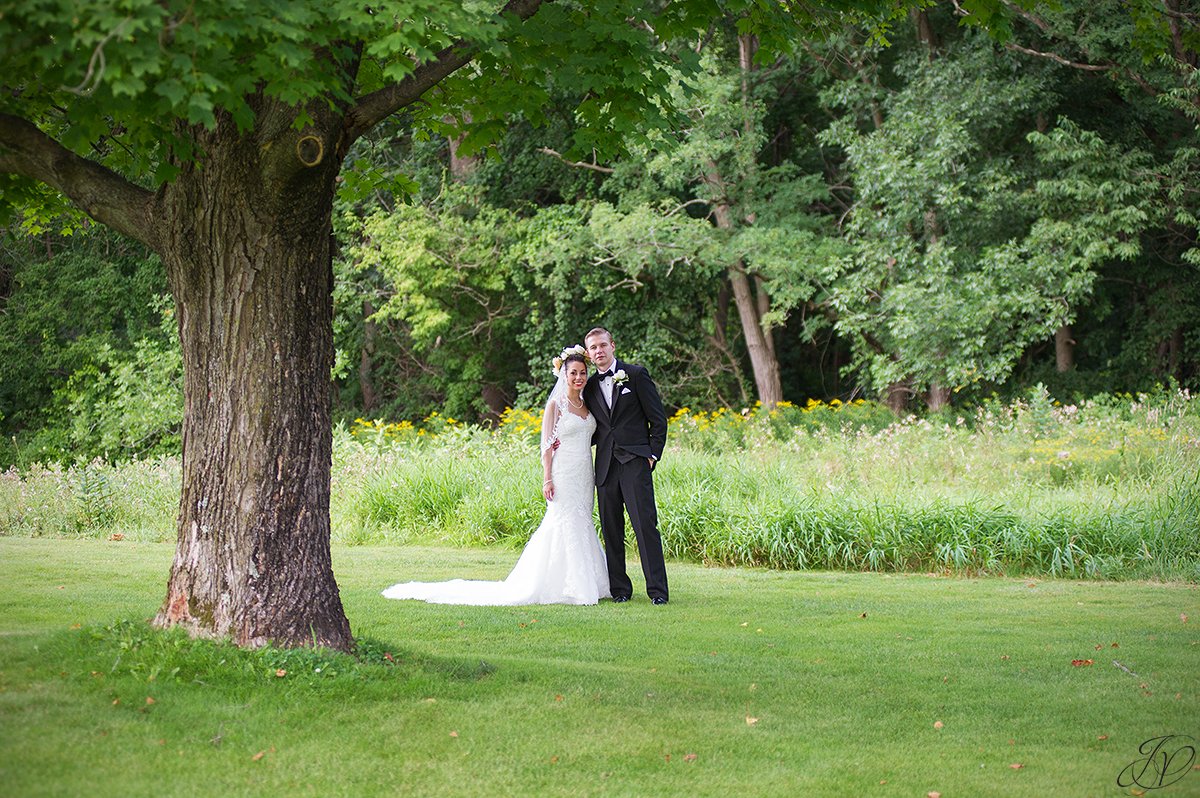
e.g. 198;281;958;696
2;1;1196;467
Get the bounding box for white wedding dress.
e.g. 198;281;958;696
382;405;611;605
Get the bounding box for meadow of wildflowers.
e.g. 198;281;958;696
2;388;1197;579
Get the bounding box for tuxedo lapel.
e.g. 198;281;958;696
587;376;611;420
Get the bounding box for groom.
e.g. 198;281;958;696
583;327;669;604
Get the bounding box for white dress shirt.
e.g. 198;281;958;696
599;367;615;408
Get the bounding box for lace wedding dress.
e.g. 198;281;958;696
382;406;611;605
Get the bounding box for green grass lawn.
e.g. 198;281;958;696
1;537;1197;797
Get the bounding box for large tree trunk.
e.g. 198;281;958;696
152;113;352;651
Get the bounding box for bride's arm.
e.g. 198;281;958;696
541;402;558;500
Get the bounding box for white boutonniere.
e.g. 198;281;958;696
612;369;628;384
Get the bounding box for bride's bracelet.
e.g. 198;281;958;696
543;479;553;485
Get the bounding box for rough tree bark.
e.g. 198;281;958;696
153;104;351;648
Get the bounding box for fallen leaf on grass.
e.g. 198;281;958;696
550;756;559;764
555;695;563;702
252;750;265;761
1009;763;1024;770
145;697;155;705
383;652;394;663
740;622;748;627
275;669;287;677
108;533;124;541
449;731;458;738
933;721;944;730
111;699;120;706
1098;735;1109;741
664;754;671;762
745;715;759;726
859;612;867;619
684;753;698;762
928;792;941;798
1182;613;1189;624
1070;659;1094;667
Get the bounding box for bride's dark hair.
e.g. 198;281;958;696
562;352;587;369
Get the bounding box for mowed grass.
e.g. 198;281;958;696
2;538;1198;797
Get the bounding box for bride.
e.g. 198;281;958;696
382;346;611;605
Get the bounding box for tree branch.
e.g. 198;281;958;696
536;147;615;174
0;113;159;250
1002;42;1113;72
343;0;548;144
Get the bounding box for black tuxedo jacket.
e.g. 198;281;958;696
584;360;667;487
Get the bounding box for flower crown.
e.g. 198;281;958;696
551;344;586;375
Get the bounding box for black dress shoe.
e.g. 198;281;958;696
651;597;668;605
611;595;630;603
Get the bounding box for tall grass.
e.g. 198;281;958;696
3;389;1198;579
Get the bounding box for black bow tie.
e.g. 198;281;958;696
598;369;614;379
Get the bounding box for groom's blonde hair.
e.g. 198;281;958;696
585;327;613;344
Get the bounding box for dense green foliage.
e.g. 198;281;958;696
0;232;180;464
321;2;1200;430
